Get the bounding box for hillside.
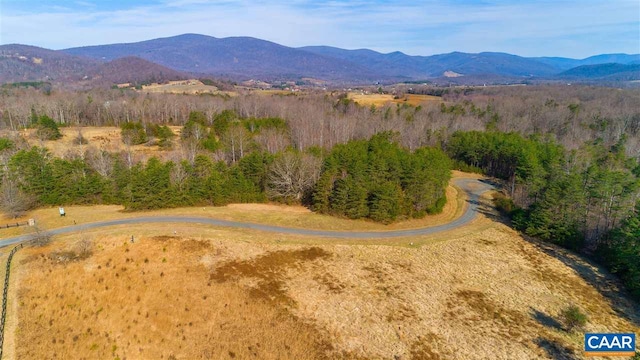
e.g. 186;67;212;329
63;34;382;82
0;46;186;87
558;63;640;81
86;56;188;86
1;34;638;84
301;47;559;78
62;34;640;83
0;44;100;83
4;173;639;359
535;54;640;71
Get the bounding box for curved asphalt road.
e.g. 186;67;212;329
0;178;494;248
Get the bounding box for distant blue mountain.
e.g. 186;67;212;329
1;33;638;84
62;34;380;82
532;54;640;71
558;63;640;81
300;46;559;78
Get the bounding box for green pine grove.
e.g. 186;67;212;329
447;130;640;299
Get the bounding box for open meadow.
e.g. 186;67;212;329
16;126;182;159
2;173;638;359
347;93;441;107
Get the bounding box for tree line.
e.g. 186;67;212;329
0;85;639;299
1;85;639;157
446;130;640;299
0;130;452;224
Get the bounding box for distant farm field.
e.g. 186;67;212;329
141;79;236;96
3;173;639;359
18;126;182;159
348;93;441;107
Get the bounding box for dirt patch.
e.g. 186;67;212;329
46;249;93;264
211;247;331;304
180;238;211;252
446;290;529;337
476;238;497;246
410;333;451;360
313;273;346;294
150;235;179;242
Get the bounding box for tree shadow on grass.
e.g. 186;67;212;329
468;195;511;226
531;307;563;331
534;337;579;360
462;177;639;328
523;235;640;329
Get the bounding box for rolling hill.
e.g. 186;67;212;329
558;63;640;81
0;44;99;83
300;46;560;78
1;34;638;85
85;56;188;86
0;45;190;86
63;34;382;82
535;54;640;71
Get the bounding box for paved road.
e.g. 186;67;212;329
0;178;494;248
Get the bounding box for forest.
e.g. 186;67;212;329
0;84;638;299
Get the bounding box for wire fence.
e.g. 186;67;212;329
0;222;28;230
0;243;24;360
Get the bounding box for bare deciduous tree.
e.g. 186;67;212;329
267;152;322;202
0;177;35;218
74;235;94;258
254;127;289;154
180;138;200;165
223;124;251;163
30;225;52;247
86;147;114;177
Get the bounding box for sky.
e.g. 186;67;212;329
0;0;638;58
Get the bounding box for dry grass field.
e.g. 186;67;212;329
2;173;639;359
140;80;235;96
17;126;183;159
348;93;441;107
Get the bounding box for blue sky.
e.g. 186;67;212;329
0;0;638;58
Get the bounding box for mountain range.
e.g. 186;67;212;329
1;33;639;85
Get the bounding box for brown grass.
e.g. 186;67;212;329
9;216;639;359
6;169;639;359
12;236;339;360
348;93;441;107
141;79;236;96
19;126;183;159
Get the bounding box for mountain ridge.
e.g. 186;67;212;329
1;34;638;85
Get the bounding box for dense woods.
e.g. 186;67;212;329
447;130;639;298
313;132;451;223
0;84;638;299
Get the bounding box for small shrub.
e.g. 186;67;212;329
493;192;517;214
72;132;88;145
30;226;52;247
35;115;62;140
0;138;15;151
560;305;588;332
120;121;147;145
75;237;94;258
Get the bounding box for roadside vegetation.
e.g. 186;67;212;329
0;84;639;301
